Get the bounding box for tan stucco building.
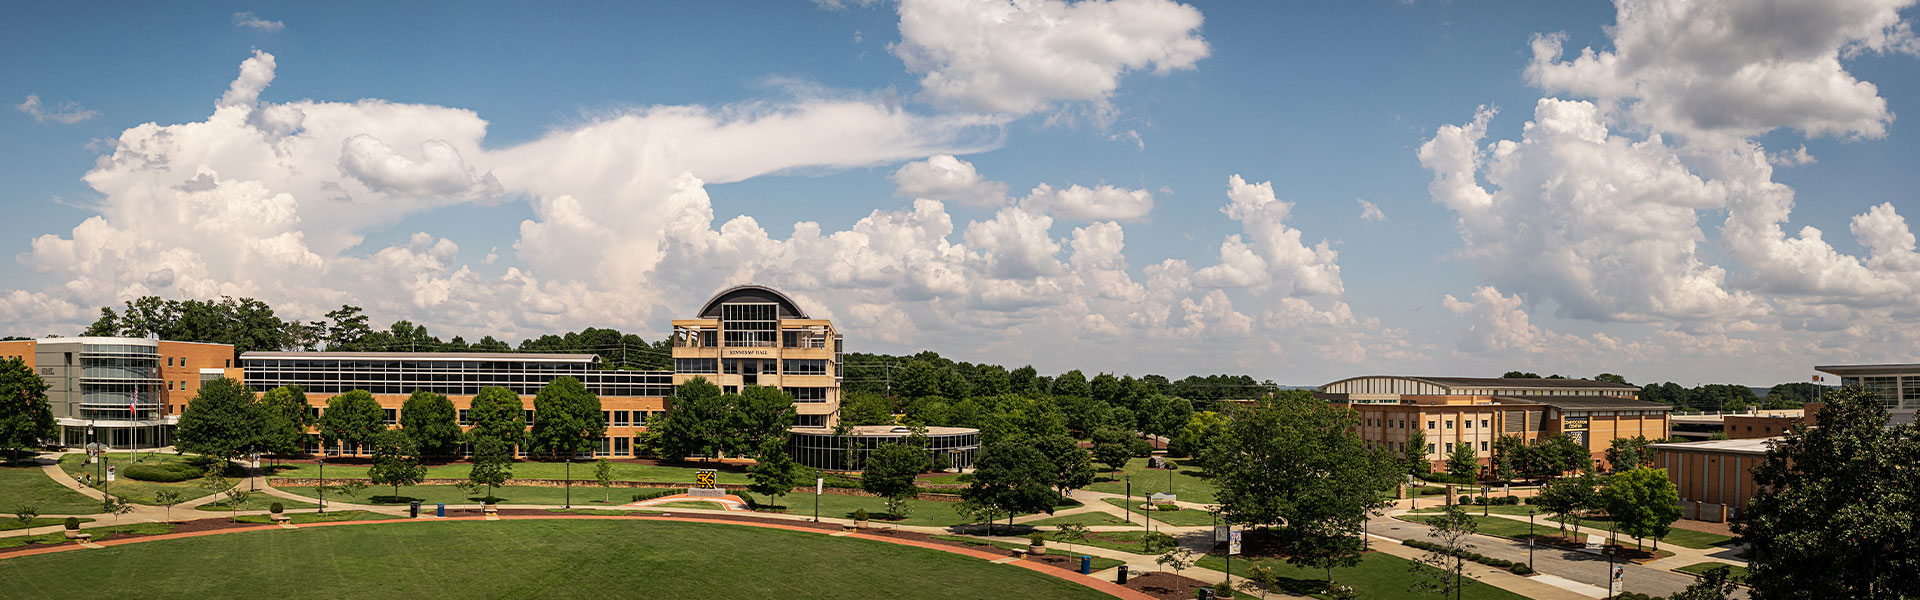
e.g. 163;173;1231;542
671;284;842;429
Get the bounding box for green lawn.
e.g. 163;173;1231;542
1398;514;1585;543
1676;562;1749;584
927;534;1126;570
0;520;1117;600
1023;511;1133;527
269;460;752;485
919;472;971;485
194;495;318;512
543;508;663;516
0;517;92;532
0;460;105;515
760;494;1014;528
1100;497;1219;527
1045;529;1169;555
57;453;235;505
1081;457;1217;503
0;522;174;549
234;510;404;525
1198;552;1530;600
1407;506;1734;549
275;485;650;507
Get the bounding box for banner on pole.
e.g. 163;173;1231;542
1228;530;1242;555
816;477;823;494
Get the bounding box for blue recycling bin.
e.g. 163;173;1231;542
1079;555;1092;574
436;503;445;517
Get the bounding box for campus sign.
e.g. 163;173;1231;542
694;469;717;489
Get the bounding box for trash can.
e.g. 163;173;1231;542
1079;555;1092;575
1116;565;1128;585
1198;589;1214;600
436;503;445;517
409;501;420;518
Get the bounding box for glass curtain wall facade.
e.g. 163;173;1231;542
788;428;979;472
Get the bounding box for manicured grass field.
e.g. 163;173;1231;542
0;520;1118;600
195;495;318;512
1407;506;1734;549
234;509;403;524
927;534;1126;570
760;494;1009;528
1198;551;1529;600
1045;529;1169;555
275;485;635;507
270;460;751;484
1100;497;1219;527
0;460;106;515
1677;562;1749;584
1082;457;1217;504
0;522;174;549
57;453;235;505
1023;511;1132;527
0;517;92;532
1399;514;1586;543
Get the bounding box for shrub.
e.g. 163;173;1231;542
853;509;869;521
1029;532;1046;546
1509;563;1533;575
123;464;197;482
630;489;674;503
269;502;284;514
1459;495;1474;506
1156;504;1179;512
1210;581;1233;598
64;517;80;530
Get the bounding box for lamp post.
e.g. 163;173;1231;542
1124;474;1131;524
318;453;326;514
565;455;573;509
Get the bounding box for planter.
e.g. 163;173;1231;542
63;530;90;540
1028;545;1046;556
483;503;499;515
855;520;868;529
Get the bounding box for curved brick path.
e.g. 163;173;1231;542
0;514;1152;600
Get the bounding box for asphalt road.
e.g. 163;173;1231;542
1367;514;1749;599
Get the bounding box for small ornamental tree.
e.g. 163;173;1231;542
153;490;183;522
862;441;925;519
1599;466;1682;550
1404;429;1431;475
467;436;513;501
1410;505;1478;600
1536;472;1597;538
1446;442;1478;480
367;430;426;499
0;358;56;456
399;390;463;459
747;440;801;509
10;504;38;537
594;458;615;504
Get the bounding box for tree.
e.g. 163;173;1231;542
1292;530;1365;585
1604;436;1654;473
529;377;604;459
903;397;951;427
256;385;313;460
731;386;797;457
367;430;425;499
594;458;615;504
651;377;723;460
962;439;1058;533
0;357;55;456
863;441;926;519
1156;545;1196;575
1239;564;1284;600
1598;466;1681;550
1492;435;1529;482
152;490;183;522
1535;472;1597;537
466;436;514;501
1168;410;1226;462
1593;373;1631;386
1090;426;1134;472
1735;386;1920;599
175;378;263;462
1034;434;1095;498
317;390;385;454
400;390;463;459
10;505;37;537
1529;434;1590;479
894;359;939;398
747;439;802;509
1404;429;1431;475
1670;564;1739;600
840;391;894;426
1050;370;1091;398
1410;505;1477;600
1205;391;1399;560
1446;441;1478;479
466;386;526;449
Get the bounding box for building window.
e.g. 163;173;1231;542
635;411;649;426
1445;442;1453;452
1427;420;1435;429
1445;420;1453;429
795;414;827;428
458;409;470;425
613;411;630;427
614;437;631;456
1481;419;1489;429
524;410;535;425
1480;441;1488;452
673;358;718;374
723;386;739;394
785;387;829;402
1426;443;1435;455
382;409;397;425
781;359;829;375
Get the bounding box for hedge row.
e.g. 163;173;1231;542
123;463;204;482
1402;539;1532;575
1457;495;1523;506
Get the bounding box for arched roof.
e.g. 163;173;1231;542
696;284;811;319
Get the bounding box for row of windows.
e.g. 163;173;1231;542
164;356;231;368
246;380;674;397
82;344;156;355
246;359;605;372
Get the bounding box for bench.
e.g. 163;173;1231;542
64;530;91;542
270;513;291;523
483;505;499;516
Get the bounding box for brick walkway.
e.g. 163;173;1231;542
0;514;1154;600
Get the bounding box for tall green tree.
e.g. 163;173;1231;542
1034;434;1095;498
1736;386;1920;599
1168;410;1227;463
1603;436;1654;473
1404;429;1431;475
839;391;894;426
175;378;263;462
1090;426;1134;472
1204;391;1399;549
317;390;385;454
466;386;526;449
1050;369;1091;398
0;357;55;456
466;436;513;501
893;359;939;398
652;377;724;460
256;385;312;458
863;441;927;518
400;390;463;459
1598;466;1681;550
1491;435;1529;482
367;429;425;498
529;377;603;459
1534;472;1597;537
962;439;1058;533
731;386;796;457
747;439;802;508
1529;434;1590;479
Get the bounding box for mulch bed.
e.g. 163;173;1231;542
1123;572;1219;600
0;517;275;558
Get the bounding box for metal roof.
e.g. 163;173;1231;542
696;284;811;319
1649;437;1775;455
1815;363;1920;376
1491;394;1673;411
241;351;596;362
1419;376;1638;389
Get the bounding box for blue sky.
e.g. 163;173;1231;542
4;1;1918;386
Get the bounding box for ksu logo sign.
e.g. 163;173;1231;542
694;469;717;489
